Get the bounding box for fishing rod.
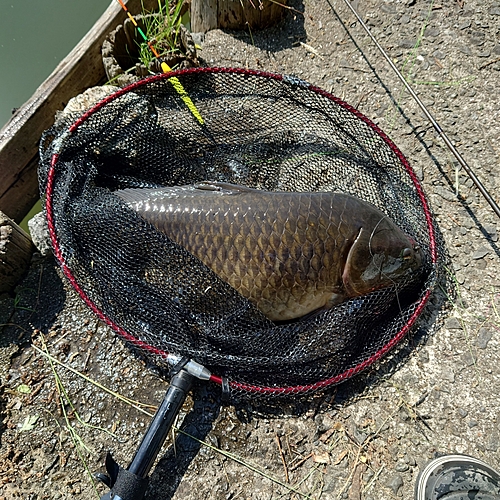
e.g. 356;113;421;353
335;0;500;220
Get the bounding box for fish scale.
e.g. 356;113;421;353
115;182;422;321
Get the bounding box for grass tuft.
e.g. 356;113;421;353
137;0;185;70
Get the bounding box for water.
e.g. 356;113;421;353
0;0;110;129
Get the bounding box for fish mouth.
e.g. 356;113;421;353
341;227;364;297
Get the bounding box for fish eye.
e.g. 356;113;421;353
402;248;412;260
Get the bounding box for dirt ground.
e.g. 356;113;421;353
2;0;500;498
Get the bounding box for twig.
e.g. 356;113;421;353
299;41;324;59
290;452;313;471
83;348;91;371
336;445;363;499
479;57;500;70
355;91;372;110
349;461;365;500
276;434;289;482
362;464;385;494
268;0;304;15
38;333;101;498
0;323;29;332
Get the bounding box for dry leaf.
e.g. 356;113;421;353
320;427;337;442
333;422;344;431
19;414;39;432
333;449;349;465
312;451;331;464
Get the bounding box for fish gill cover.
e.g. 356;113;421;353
38;68;443;397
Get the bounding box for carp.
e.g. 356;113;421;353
114;182;423;321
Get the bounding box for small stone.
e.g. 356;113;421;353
475;328;493;349
426;27;440;37
446;317;462;330
493;45;500;56
399;407;410;421
462;351;475;366
472;246;490;260
486;435;499;452
395;461;409;472
458;46;473;56
475;259;487;270
458;408;468;418
434;185;456;202
432;50;446;60
430;387;441;400
459;20;472;30
363;469;375;482
28;212;52;257
477;51;491;58
386;474;404;494
468;419;478;428
398;39;417;49
381;4;397;14
441;368;455;383
489;7;500;15
418;350;429;363
484;224;498;242
191;32;205;47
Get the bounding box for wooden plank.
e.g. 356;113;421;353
191;0;287;32
0;211;34;293
0;0;158;224
191;0;218;33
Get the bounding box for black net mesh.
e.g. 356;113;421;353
39;68;441;397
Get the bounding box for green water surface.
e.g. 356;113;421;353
0;1;112;228
0;0;110;129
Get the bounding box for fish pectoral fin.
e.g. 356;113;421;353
283;294;345;323
195;181;257;195
325;293;346;309
342;227;365;297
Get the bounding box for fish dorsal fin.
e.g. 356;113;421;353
194;182;258;195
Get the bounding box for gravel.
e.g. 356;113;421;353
2;0;500;499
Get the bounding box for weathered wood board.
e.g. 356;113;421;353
0;211;34;293
191;0;288;33
0;0;158;224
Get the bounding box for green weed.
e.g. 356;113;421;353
137;0;185;70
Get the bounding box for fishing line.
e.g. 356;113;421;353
334;0;500;220
116;0;204;124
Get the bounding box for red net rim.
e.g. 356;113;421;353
44;67;437;396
